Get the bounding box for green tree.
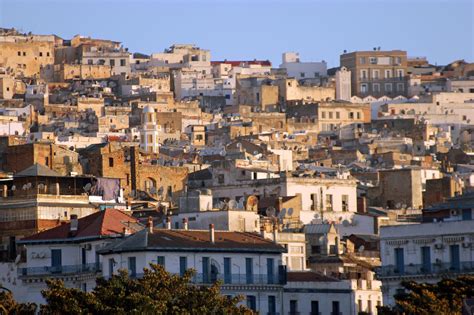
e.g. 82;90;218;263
40;264;253;315
377;275;474;315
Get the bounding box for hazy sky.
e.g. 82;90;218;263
1;0;473;67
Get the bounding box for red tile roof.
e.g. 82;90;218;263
211;60;272;67
20;209;139;242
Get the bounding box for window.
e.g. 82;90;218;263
110;59;115;66
336;112;340;119
342;194;349;211
358;299;363;312
39;52;43;57
385;83;393;93
373;83;380;93
218;174;224;184
267;258;275;284
372;69;380;79
224;257;231;284
369;57;377;64
179;256;187;276
51;249;62;273
314;72;319;77
328;112;333;119
157;256;165;266
17;51;21;56
349;112;354;119
256;92;259;102
360;83;368;93
202;257;210;283
450;244;460;271
23;52;26;56
290;300;298;315
385;69;392;78
395;248;405;274
321;111;326;119
359;57;366;64
120;59;126;66
326;194;333;211
47;52;50;57
398;69;404;78
109;158;114;167
45;157;49;166
246;296;256;311
300;72;305;78
268;296;276;315
311;301;319;315
128;257;136;277
88;59;93;65
397;83;404;92
360;69;368;79
245;258;253;284
332;301;340;315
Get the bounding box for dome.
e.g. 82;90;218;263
142;105;155;114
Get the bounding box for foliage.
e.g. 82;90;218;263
39;264;253;315
377;275;474;315
0;290;36;315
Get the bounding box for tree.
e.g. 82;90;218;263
0;290;36;315
378;275;474;315
40;264;253;315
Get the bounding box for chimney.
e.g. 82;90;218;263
182;218;188;230
209;224;215;243
70;214;78;232
272;221;278;243
147;216;154;233
166;217;171;230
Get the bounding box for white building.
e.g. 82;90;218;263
139;105;161;153
280;52;327;80
336;66;352;101
378;219;474;305
284;271;383;315
14;209;141;305
98;223;287;314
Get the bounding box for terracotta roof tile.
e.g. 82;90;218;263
20;209;139;243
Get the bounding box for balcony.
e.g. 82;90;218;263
192;273;285;285
377;261;474;278
18;262;102;278
128;272;285;285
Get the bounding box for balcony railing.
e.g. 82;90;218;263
377;261;474;278
18;262;102;277
129;272;285;285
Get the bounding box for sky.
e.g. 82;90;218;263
0;0;473;68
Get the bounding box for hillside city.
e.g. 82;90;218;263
0;26;473;314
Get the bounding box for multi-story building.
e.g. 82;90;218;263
377;219;474;305
98;223;287;314
340;50;408;98
279;52;327;80
15;209;141;305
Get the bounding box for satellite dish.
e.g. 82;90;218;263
228;200;238;210
38;183;45;190
358;245;365;253
83;183;92;192
11;185;16;191
287;208;293;216
266;207;276;218
395;202;401;209
246;195;259;212
279;208;286;218
22;184;28;190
